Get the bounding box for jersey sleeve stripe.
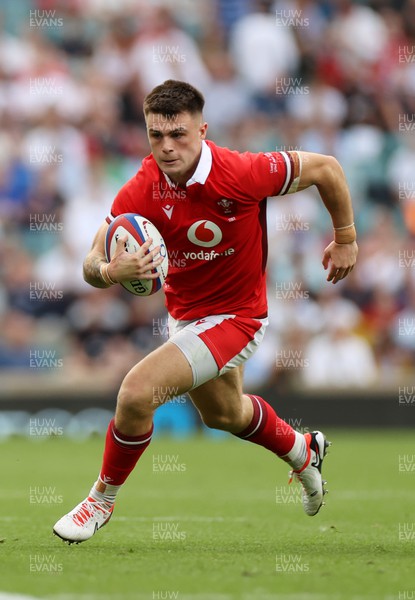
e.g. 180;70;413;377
278;151;293;195
286;151;302;194
106;212;116;224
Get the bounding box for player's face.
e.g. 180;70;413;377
145;111;208;185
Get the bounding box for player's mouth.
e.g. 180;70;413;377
162;159;179;165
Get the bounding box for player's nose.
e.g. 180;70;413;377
161;140;174;154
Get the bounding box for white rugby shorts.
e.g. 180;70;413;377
168;313;268;389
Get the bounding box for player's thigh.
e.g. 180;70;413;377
189;365;245;428
169;313;268;389
118;341;193;409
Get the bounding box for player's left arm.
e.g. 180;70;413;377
288;151;358;285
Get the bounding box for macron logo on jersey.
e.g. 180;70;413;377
162;205;174;219
187;220;222;248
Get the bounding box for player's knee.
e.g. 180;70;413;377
117;384;156;420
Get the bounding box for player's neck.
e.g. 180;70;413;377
166;174;189;188
164;148;202;188
165;165;197;188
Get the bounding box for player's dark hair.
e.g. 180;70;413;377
143;80;205;116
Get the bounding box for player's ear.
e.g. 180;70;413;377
199;121;208;139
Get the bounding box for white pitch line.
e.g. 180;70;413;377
0;517;32;521
0;589;396;600
4;590;398;600
0;593;43;600
113;516;248;522
241;596;394;600
48;596;232;600
0;516;247;523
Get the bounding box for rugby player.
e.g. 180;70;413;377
53;80;358;543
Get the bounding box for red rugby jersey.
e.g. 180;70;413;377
107;140;297;320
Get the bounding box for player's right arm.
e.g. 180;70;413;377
83;221;163;289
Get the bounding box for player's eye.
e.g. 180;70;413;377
171;131;185;138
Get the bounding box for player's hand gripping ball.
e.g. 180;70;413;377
105;213;168;296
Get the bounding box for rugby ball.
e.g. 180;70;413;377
105;213;168;296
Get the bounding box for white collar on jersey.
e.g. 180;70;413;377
162;140;212;188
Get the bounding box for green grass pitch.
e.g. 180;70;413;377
0;429;413;600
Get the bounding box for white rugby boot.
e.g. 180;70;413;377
289;431;330;516
53;496;114;544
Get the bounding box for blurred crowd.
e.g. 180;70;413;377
0;0;414;394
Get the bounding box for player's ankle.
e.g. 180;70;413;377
89;479;122;506
280;431;308;471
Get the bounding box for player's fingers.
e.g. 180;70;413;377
138;247;161;270
139;257;164;279
114;235;128;255
338;263;356;281
331;268;349;284
136;238;153;256
322;251;330;270
147;245;161;260
327;266;341;283
142;256;163;271
137;251;163;275
326;263;336;281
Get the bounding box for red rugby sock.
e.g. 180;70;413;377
99;418;153;485
234;395;297;458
